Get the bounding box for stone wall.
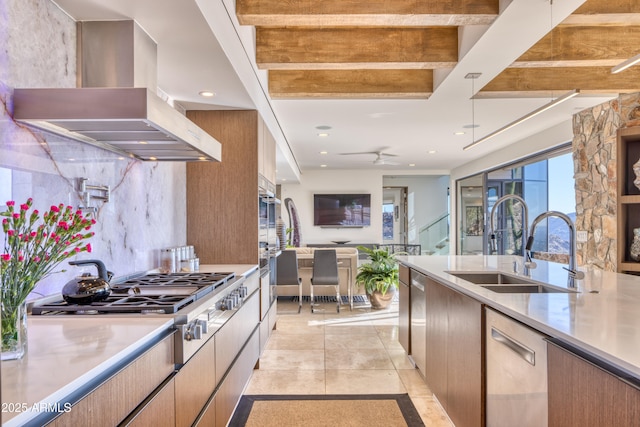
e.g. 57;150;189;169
573;93;640;271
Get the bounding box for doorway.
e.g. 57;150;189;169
383;187;408;244
457;174;484;255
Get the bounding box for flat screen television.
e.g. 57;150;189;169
313;194;371;227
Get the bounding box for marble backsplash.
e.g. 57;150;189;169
0;90;188;298
1;0;187;298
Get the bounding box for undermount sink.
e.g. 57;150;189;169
447;272;534;285
480;284;574;294
447;271;577;294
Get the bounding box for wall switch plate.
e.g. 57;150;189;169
577;230;588;243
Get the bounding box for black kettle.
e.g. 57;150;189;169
62;260;113;305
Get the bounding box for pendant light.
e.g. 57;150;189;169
463;0;579;151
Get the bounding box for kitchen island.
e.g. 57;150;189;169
398;255;640;378
1;264;259;427
399;255;640;427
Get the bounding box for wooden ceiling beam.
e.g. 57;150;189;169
564;0;640;25
256;27;458;70
268;69;433;99
478;67;640;98
237;0;498;26
513;25;640;68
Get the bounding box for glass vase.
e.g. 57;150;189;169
1;301;28;360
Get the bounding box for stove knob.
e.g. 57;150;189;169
196;319;208;334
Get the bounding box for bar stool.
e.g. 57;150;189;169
310;249;340;313
276;250;302;313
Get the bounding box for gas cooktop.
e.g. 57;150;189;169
32;272;236;315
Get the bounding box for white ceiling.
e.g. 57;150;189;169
51;0;616;183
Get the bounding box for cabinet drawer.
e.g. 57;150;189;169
216;328;260;426
48;331;175;427
123;377;176;427
175;335;216;427
215;290;260;384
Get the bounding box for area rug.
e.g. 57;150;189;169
228;394;424;427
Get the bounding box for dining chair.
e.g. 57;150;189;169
310;249;340;313
276;250;302;313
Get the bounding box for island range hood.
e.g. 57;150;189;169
13;20;222;162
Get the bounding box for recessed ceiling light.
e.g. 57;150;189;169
281;178;287;181
409;163;416;167
317;133;329;137
199;90;216;97
454;131;466;135
149;156;157;161
316;125;332;130
320;151;328;154
320;164;327;168
427;150;437;154
198;156;207;161
68;158;75;161
139;141;148;144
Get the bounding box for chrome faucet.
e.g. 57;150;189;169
489;194;529;256
526;210;584;288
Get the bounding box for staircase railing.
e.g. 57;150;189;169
419;213;450;255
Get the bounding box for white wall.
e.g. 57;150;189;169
383;175;449;244
280;170;449;246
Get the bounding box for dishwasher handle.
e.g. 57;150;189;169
411;282;424;292
491;327;536;366
411;271;426;292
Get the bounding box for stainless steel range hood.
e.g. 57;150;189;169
13;21;222;162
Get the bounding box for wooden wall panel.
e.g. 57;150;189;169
186;110;259;265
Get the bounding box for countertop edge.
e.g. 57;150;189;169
2;318;174;427
398;255;640;380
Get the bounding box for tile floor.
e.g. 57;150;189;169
245;298;454;426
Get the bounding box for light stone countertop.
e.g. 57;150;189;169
1;264;258;427
198;264;259;277
1;316;173;427
398;255;640;380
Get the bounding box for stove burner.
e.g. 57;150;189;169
32;272;236;315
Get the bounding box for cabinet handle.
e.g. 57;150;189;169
491;327;535;365
411;281;424;292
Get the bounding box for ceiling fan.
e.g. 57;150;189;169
339;149;399;165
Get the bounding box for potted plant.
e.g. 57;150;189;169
355;245;400;309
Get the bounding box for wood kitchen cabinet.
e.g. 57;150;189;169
123;377;176;427
174;334;216;427
186;110;277;372
398;264;410;354
186;110;277;265
616;126;640;273
548;341;640;427
258;115;277;184
424;275;484;427
47;331;175;427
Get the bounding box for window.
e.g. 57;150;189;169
454;144;575;256
382;203;394;240
486;148;575;256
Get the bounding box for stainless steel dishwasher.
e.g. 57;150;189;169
410;270;426;375
486;308;548;427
